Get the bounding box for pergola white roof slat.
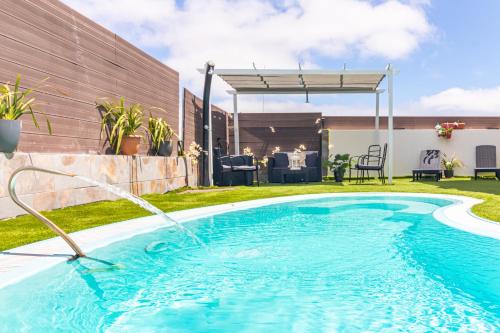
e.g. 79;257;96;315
213;68;386;94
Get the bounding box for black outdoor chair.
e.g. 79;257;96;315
474;145;500;180
213;148;259;186
267;153;290;183
228;155;259;186
412;150;442;181
355;143;387;184
267;151;322;183
349;144;382;182
301;152;322;182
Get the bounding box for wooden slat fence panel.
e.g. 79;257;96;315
182;88;228;153
228;113;322;158
0;0;179;154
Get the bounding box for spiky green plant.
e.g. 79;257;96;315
442;153;464;171
0;75;52;134
98;97;144;154
148;114;175;153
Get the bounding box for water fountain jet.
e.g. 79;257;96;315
8;166;205;259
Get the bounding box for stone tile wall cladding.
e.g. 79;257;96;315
0;153;198;219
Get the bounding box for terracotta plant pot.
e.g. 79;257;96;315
0;119;22;153
457;122;465;129
445;132;452;139
120;135;141;155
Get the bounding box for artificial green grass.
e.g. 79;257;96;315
1;178;499;251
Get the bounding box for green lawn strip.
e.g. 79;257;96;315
1;178;498;251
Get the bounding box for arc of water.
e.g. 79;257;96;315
73;175;206;247
8;167;205;259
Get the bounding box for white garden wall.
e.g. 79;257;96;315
328;129;500;177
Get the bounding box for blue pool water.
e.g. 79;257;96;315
0;196;499;332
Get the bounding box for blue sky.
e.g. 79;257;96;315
64;0;500;116
396;1;500;101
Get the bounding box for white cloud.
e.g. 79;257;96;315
63;0;498;117
62;0;433;100
419;86;500;115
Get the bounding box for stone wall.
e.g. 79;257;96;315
0;153;198;219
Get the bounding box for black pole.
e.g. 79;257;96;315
201;61;214;187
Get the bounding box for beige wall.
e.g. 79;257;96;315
329;129;500;177
0;153;198;219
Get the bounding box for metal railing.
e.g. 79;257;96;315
8;166;86;258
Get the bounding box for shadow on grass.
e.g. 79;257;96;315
414;179;500;195
262;181;348;187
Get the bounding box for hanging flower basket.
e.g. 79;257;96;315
442;121;466;130
435;123;453;139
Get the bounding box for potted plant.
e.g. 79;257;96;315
0;75;52;153
148;114;176;156
442;153;463;178
435;123;453;139
98;97;144;155
325;153;350;182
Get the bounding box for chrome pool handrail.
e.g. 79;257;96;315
8;166;86;258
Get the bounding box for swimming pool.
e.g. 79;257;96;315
0;194;499;332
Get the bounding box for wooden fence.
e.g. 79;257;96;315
182;88;228;153
228;113;323;158
0;0;179;153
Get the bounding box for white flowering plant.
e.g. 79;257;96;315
243;147;254;157
294;144;307;153
185;142;203;164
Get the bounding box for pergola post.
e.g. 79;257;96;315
208;103;214;186
387;65;394;184
201;61;214;186
375;91;380;142
233;93;240;155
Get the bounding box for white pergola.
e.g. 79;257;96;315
203;65;396;184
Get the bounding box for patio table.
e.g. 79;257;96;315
281;169;308;184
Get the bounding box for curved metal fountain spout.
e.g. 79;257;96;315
8;166;86;258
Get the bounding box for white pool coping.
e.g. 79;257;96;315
0;192;499;289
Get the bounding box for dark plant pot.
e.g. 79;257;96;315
334;169;344;182
156;141;173;156
120;135;141;155
0;119;21;153
444;169;454;178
